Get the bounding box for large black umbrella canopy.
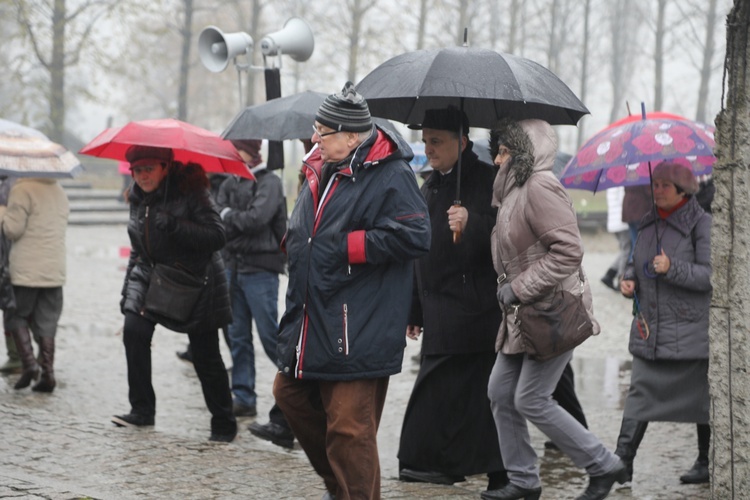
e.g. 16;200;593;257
222;90;401;141
355;46;589;129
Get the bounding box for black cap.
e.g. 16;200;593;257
408;107;470;134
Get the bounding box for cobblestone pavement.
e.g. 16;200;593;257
0;226;710;499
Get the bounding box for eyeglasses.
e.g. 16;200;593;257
312;125;341;138
130;164;159;175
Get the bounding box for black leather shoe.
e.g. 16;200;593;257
680;459;709;484
111;413;154;427
248;421;295;449
481;483;542;500
576;459;629;500
175;349;193;363
398;468;465;485
209;431;237;443
232;402;257;417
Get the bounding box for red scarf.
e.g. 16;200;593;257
657;197;689;219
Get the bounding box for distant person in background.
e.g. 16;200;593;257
216;138;294;449
601;187;631;291
0;176;19;374
622;185;652;257
0;176;70;392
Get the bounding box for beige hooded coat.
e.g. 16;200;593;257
0;177;69;287
490;119;599;354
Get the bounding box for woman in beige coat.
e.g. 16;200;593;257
0;177;69;392
483;119;624;500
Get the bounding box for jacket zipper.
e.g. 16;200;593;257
342;303;349;355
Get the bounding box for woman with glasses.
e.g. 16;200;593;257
486;118;625;500
112;145;237;443
617;161;713;486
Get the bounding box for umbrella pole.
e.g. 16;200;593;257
453;102;464;244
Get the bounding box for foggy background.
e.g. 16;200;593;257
0;0;730;194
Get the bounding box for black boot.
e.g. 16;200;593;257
32;336;55;392
577;459;628;500
680;424;710;484
11;327;40;389
600;268;618;291
614;417;648;482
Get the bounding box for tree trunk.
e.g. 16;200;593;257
654;0;667;111
697;0;719;123
547;0;560;74
508;0;520;53
710;1;750;497
49;0;66;143
177;0;193;121
245;0;262;107
347;0;363;83
609;0;634;123
577;0;591;149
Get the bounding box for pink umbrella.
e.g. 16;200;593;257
560;112;714;192
80;118;254;179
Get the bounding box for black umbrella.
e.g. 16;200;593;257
355;46;588;129
222;90;401;141
357;45;587;243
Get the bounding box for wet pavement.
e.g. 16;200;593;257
0;226;710;499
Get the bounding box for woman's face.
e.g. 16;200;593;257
493;145;512;170
131;162;168;193
652;178;684;211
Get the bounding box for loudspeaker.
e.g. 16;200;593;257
260;17;314;62
198;26;253;73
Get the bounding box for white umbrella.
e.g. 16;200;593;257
0;118;83;178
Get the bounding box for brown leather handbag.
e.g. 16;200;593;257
511;270;594;362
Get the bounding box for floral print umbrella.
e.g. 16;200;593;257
560;113;715;192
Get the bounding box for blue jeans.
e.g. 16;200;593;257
226;270;280;408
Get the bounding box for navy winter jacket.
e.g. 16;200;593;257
277;126;431;380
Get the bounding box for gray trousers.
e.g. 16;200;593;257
488;350;619;489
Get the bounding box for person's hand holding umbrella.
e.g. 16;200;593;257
447;204;468;243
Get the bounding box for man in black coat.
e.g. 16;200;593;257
398;108;507;490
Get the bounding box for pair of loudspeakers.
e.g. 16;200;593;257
199;17;314;73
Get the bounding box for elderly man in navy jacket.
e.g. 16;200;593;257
273;82;431;500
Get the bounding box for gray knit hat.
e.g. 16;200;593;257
315;81;372;133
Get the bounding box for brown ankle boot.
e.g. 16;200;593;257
11;327;40;389
32;336;55;392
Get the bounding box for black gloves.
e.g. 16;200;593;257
154;209;177;232
496;283;518;306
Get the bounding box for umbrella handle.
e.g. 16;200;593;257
452;202;462;244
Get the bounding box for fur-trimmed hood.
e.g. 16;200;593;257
491;119;558;203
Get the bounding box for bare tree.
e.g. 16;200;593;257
608;0;639;122
577;0;591;148
654;0;667;110
177;0;194;121
14;0;119;142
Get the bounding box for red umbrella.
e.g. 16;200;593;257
79;118;253;179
